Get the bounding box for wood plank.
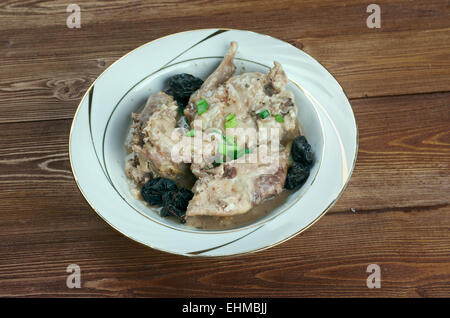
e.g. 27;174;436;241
1;0;448;36
296;28;450;98
333;91;450;211
0;92;448;296
1;0;449;123
0;200;448;297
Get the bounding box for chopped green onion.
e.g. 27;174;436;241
218;140;238;159
196;98;209;115
217;142;227;155
226;113;235;121
258;109;270;119
215;131;250;162
274;114;285;123
223;134;236;145
220;143;239;155
225;117;238;128
234;148;244;160
186;129;195;137
225;113;238;128
233;146;251;160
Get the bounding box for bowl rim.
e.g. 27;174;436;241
69;28;359;257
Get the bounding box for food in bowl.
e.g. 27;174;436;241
125;42;314;229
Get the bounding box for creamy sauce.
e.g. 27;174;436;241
129;172;292;231
185;189;291;230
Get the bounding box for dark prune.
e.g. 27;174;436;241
164;73;203;109
162;188;193;213
141;177;177;205
161;206;186;224
173;188;194;209
160;204;184;217
161;191;173;207
160;189;193;224
291;136;314;166
285;162;310;191
285;136;314;190
141;177;193;223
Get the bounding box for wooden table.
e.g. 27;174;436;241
1;0;449;297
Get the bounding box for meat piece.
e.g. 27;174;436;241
126;42;304;224
185;41;238;118
181;43;300;217
223;62;297;145
184;42;241;131
132;91;174;131
186;147;290;216
267;61;288;93
125;155;148;185
184;42;257;137
184;42;298;149
126;92;191;184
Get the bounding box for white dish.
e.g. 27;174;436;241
69;29;358;257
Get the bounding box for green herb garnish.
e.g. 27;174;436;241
258;109;270;119
233;146;251;160
223;134;237;145
186;129;195;137
196;98;209;115
274;114;285;123
225;112;238;128
226;113;235;121
225;118;238;128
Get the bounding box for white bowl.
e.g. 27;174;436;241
69;29;358;257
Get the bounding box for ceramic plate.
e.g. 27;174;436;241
69;28;358;257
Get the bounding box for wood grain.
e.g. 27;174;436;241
0;198;448;297
333;92;450;211
0;0;449;297
0;92;448;297
1;0;449;123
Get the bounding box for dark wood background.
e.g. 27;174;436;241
0;0;449;297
